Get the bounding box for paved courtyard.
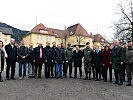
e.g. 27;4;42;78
0;65;133;100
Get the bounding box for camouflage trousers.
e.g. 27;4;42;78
84;61;91;74
126;64;133;80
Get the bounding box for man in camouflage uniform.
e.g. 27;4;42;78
110;40;124;85
83;42;93;80
125;40;133;86
65;44;73;78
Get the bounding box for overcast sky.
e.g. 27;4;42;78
0;0;120;41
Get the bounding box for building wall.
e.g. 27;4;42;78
23;34;31;47
67;35;93;48
55;37;64;45
23;33;56;48
0;32;11;45
93;41;109;49
93;42;101;47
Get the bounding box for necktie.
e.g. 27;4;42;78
40;48;42;58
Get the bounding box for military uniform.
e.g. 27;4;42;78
125;46;133;86
83;46;93;80
65;47;73;78
110;45;124;85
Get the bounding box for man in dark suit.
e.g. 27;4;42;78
92;46;102;81
33;43;44;79
5;38;17;80
52;42;56;77
72;45;84;79
43;41;54;78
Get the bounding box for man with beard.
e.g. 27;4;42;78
5;38;17;80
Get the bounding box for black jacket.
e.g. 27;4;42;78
72;50;84;67
28;47;34;63
5;43;17;62
0;48;5;72
33;46;44;62
17;46;29;63
54;48;65;64
43;46;54;63
92;50;101;68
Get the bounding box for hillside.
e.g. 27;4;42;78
0;22;28;42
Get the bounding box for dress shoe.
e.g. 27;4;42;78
126;82;132;86
69;76;73;78
104;80;107;82
6;78;10;80
0;79;3;82
95;79;100;81
84;77;88;80
117;82;123;85
113;81;118;84
11;78;16;80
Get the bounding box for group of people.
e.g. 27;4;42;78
0;38;133;86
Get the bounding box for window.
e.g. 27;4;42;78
58;38;60;43
4;38;7;43
39;29;48;33
46;36;51;41
46;36;48;41
70;32;74;35
37;35;42;40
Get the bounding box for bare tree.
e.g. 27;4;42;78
113;0;133;42
76;33;85;45
63;25;69;48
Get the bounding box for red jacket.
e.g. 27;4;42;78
101;49;111;67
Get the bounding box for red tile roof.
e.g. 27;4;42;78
67;23;90;37
48;28;64;38
93;34;108;43
26;23;55;36
27;23;90;38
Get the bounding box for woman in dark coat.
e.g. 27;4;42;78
92;46;102;81
101;46;112;82
72;45;84;79
0;41;7;82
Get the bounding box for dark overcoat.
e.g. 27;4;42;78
72;50;83;67
92;50;101;68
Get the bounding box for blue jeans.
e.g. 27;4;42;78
28;63;34;77
55;63;63;78
19;63;27;77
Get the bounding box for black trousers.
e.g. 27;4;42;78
92;65;96;78
123;64;126;81
0;72;2;80
74;66;82;77
114;68;123;83
45;62;53;78
95;67;101;79
64;60;72;76
63;62;66;76
6;60;16;78
35;60;43;78
102;66;112;81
